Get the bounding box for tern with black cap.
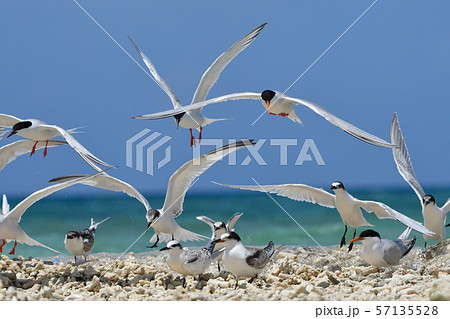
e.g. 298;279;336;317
390;113;449;248
130;23;266;146
51;140;255;248
0;113;112;171
213;231;274;289
140;89;396;149
349;228;416;272
215;181;433;251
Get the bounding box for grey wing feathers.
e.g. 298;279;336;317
7;170;107;224
246;241;274;269
128;37;182;109
133;92;261;120
162;139;255;217
191;23;266;104
382;241;403;266
215;182;336;209
196;216;216;230
390;113;425;202
226;212;243;231
211;247;225;260
286;97;395;148
49;174;151;211
82;231;94;253
0;140;67;171
442;198;450;215
358;200;434;236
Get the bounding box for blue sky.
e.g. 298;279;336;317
0;0;448;200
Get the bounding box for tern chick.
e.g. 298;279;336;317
213;231;274;289
64;217;110;263
0;171;106;256
196;212;243;271
160;240;223;286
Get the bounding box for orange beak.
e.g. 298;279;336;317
348;237;363;244
266;101;270;109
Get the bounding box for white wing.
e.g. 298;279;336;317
191;23;266;105
397;227;412;242
283;96;395;148
0;127;9;140
215;182;336;208
0;140;67;171
390;113;425;202
5;171;106;225
162;140;255;217
196;216;216;231
357;200;434;236
134;92;261;120
442;198;450;215
226;212;243;231
0;114;21;127
2;194;9;215
49;173;151;211
128;37;182;109
42;125;113;171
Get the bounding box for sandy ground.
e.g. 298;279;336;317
0;240;448;301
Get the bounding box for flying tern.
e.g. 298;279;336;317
64;217;110;263
215;181;433;251
131;23;266;147
0;171;105;255
349;228;416;272
138;90;396;148
196;212;243;271
0;114;113;171
50;140;255;248
213;231;274;289
390;113;450;248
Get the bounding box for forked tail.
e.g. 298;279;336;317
288;110;302;125
174;226;208;242
67;127;85;134
89;217;110;231
202;117;230;128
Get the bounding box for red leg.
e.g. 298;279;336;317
0;239;5;253
43;140;49;157
268;112;277;115
189;129;196;147
198;127;203;143
30;141;39;157
9;241;17;255
248;274;258;284
279;113;289;117
377;268;380;273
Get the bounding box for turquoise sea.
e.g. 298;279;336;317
2;188;449;258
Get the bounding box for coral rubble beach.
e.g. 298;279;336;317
0;241;448;301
